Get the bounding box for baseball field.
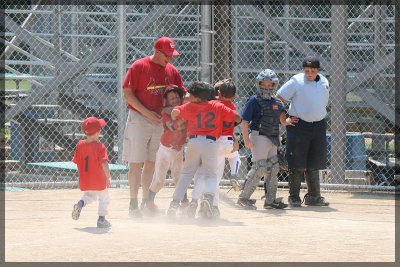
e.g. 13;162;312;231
4;187;396;262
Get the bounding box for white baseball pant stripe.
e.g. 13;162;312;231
172;136;218;201
79;188;110;216
149;144;183;193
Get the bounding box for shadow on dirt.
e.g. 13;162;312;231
74;227;111;234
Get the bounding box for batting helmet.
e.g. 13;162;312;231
256;69;279;99
163;84;184;107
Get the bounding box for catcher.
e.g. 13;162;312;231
237;69;292;210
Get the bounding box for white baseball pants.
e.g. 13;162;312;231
172;135;218;201
79;188;110;216
149;144;184;193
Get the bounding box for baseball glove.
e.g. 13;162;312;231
277;145;288;171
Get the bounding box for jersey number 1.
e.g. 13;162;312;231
84;156;89;172
196;112;215;128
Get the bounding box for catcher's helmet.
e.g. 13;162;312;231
163;84;184;107
256;69;279;99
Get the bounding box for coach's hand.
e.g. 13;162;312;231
144;110;162;124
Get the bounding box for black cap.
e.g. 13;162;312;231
302;56;320;68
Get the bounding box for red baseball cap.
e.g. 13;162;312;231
154;37;180;57
82;117;106;136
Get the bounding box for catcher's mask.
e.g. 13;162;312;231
163;84;184;107
256;69;279;99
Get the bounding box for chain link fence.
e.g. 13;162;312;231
2;4;397;192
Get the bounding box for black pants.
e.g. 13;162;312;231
286;118;327;170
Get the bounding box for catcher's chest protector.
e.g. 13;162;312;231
255;95;281;137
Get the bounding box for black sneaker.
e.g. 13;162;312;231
97;218;111;228
303;193;330;206
167;200;180;217
236;198;257;210
264;197;288;209
288;195;302;207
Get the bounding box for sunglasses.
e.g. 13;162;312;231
158;50;171;57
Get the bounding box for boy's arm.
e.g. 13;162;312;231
161;106;173;115
233;113;242;123
102;160;111;187
241;120;254;148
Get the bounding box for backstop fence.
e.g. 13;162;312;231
2;3;398;192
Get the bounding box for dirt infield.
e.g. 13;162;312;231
4;187;395;262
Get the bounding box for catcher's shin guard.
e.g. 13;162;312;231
264;156;280;204
239;160;266;200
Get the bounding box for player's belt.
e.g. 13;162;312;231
227;136;233;140
189;135;216;141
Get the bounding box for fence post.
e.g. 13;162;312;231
200;4;212;83
371;5;387;160
330;5;347;184
117;3;127;163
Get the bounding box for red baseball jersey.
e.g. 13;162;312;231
174;101;237;138
217;100;236;137
72;140;109;191
160;113;187;149
122;57;186;115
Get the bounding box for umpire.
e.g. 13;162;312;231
276;56;330;207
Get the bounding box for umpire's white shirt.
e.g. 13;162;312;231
277;73;329;122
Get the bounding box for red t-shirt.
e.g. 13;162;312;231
160;113;187;149
218;100;236;137
122;56;185;115
174;101;237;138
72;140;109;191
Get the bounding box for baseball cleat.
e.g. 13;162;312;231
264;197;288;209
236;198;257;210
72;203;82;220
129;207;143;218
212;206;220;218
167;200;180;218
187;200;198;218
199;198;213;218
288;195;302;207
230;175;241;191
142;201;159;216
303;194;330;206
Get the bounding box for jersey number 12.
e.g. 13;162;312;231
196;112;215;128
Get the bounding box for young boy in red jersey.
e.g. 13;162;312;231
72;117;112;228
143;85;188;215
166;81;242;218
190;78;241;218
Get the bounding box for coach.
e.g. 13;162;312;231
122;37;185;217
276;56;330;207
